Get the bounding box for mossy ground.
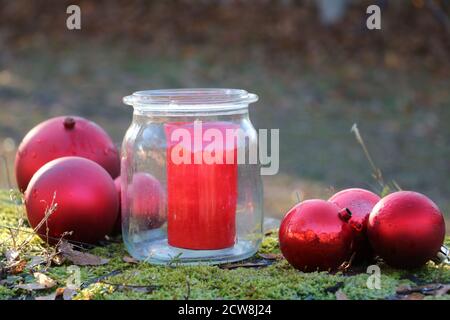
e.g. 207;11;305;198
0;190;449;300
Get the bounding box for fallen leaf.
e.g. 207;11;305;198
35;292;58;300
9;259;27;274
402;292;425;300
123;255;139;264
5;249;19;263
16;272;56;291
220;261;273;270
51;254;66;266
335;290;349;300
62;288;77;300
27;256;46;269
434;285;450;296
396;283;442;295
258;253;283;260
35;272;57;287
35;287;69;300
0;275;22;286
58;241;109;266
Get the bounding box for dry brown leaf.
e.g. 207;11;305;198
402;292;425;300
434;285;450;297
5;249;19;263
35;272;57;287
58;241;109;266
62;288;77;300
335;290;349;300
35;292;58;300
123;255;139;264
396;283;443;295
258;253;283;260
220;261;273;270
27;256;46;268
9;259;27;274
51;254;66;266
17;272;57;291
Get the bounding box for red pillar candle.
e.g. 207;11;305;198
165;121;238;250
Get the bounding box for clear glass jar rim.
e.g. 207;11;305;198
123;88;258;112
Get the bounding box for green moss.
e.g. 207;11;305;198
259;231;280;254
0;189;449;300
0;285;15;299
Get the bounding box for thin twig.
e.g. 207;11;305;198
81;269;124;289
0;224;96;251
17;192;58;251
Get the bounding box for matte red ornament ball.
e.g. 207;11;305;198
329;188;381;262
367;191;446;268
279;199;356;272
128;172;166;230
15;116;120;192
113;173;166;234
112;176;122;235
25;157;119;244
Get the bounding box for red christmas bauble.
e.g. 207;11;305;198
127;172;166;229
329;188;381;262
15;116;120;192
114;173;166;233
279;199;356;271
25;157;119;244
368;191;446;268
112;176;122;234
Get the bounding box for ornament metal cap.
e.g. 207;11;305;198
63;117;76;129
432;245;450;265
338;208;352;222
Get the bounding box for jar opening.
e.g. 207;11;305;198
123;88;258;113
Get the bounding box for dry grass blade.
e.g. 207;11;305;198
351;123;401;193
351;124;385;188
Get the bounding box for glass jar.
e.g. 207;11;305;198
121;89;263;265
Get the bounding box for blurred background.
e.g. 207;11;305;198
0;0;449;226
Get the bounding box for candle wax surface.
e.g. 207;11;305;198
165;121;239;250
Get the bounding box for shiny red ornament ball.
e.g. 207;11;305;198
329;188;381;262
279;199;357;271
15;116;120;192
127;172;166;229
25;157;119;244
368;191;446;268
